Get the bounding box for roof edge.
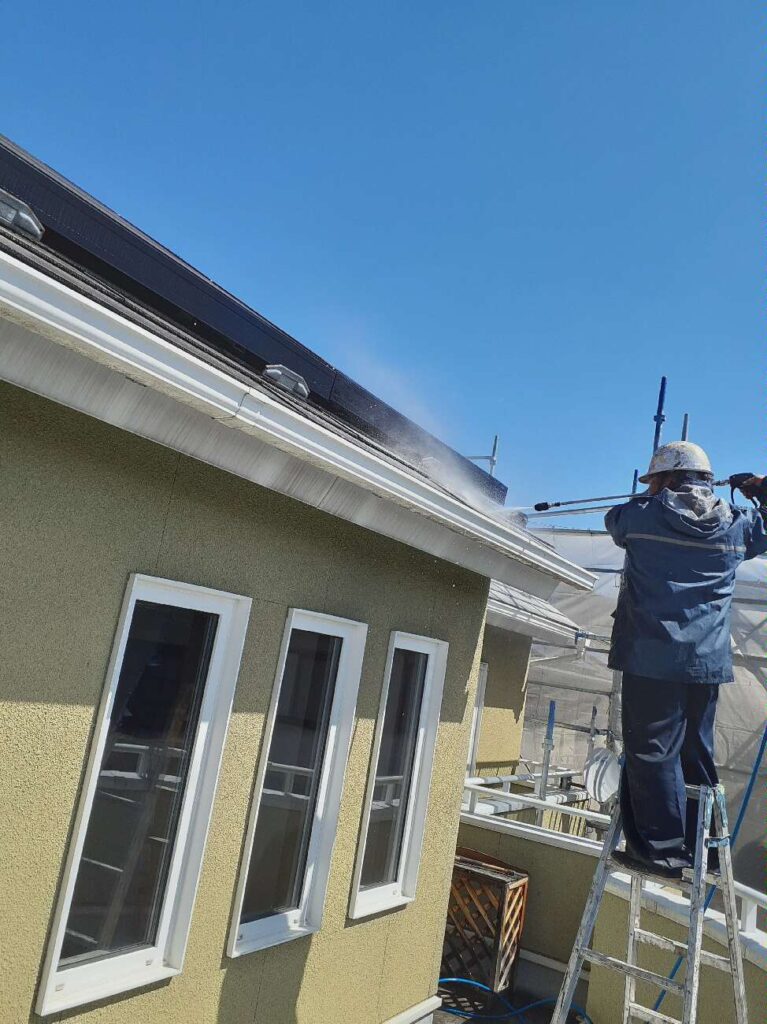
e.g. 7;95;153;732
0;248;596;592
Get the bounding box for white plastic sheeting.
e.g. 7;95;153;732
521;527;767;890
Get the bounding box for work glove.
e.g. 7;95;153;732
731;474;767;505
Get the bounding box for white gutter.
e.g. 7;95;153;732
486;596;580;645
0;248;596;594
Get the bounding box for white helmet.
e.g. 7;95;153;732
639;441;713;483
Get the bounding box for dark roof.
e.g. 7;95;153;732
0;135;506;505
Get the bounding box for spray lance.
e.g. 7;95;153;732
526;474;765;514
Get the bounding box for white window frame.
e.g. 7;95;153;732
37;574;252;1017
349;631;448;920
467;661;488;775
228;608;368;957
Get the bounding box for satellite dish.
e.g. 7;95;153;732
584;747;621;804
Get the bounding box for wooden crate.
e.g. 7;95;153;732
441;847;529;993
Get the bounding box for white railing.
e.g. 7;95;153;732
463;778;611;825
263;762;314;800
462;779;767;941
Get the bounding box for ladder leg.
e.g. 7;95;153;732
550;805;623;1024
713;787;749;1024
621;875;642;1024
681;786;714;1024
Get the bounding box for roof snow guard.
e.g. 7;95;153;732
0;135;505;506
0;144;595;597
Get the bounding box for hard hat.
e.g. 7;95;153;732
638;441;713;484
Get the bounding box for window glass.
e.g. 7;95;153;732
60;601;217;967
241;629;341;922
360;648;428;889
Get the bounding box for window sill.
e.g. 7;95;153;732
39;963;179;1016
229;917;318;958
349;886;415;920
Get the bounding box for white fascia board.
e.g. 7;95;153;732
0;249;595;592
485;598;579;645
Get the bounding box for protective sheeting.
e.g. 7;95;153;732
521;527;767;890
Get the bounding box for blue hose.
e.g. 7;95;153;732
438;977;594;1023
652;719;767;1013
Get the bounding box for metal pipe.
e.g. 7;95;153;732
536;700;557;826
607;670;622;753
467;434;500;477
587;705;598;761
526;504;618;519
652;375;667;452
463;781;611;824
682;413;690;441
524;491;641;512
526;478;734;518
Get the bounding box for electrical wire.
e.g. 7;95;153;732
652;719;767;1013
438;977;594;1023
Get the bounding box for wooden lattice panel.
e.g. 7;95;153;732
441;847;528;993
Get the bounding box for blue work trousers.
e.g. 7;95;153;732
620;674;719;868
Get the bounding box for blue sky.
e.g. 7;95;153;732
2;2;763;516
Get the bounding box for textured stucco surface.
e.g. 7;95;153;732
587;891;767;1024
475;626;531;774
0;382;489;1024
456;824;596;964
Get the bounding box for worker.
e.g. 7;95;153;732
605;441;767;878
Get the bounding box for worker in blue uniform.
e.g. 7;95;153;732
604;441;767;878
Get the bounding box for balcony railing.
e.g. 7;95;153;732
462;777;767;942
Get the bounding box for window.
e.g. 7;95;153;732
228;609;367;956
349;632;448;919
466;662;488;775
37;576;251;1016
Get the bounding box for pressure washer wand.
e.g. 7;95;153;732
527;478;735;513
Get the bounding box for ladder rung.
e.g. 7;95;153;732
582;950;684;994
628;1003;681;1023
610;856;723;892
634;929;731;972
609;857;693;891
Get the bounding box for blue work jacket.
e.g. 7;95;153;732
605;486;767;684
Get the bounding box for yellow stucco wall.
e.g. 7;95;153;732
475;626;531;775
588;891;767;1024
456;824;596;964
0;381;489;1024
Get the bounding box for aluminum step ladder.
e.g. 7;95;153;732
551;784;748;1024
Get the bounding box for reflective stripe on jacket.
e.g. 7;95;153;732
605;486;767;684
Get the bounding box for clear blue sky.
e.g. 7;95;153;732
2;2;763;515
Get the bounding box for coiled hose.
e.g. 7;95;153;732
437;977;594;1023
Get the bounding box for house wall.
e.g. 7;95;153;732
475;626;531;774
456;823;595;965
588;892;767;1024
0;381;489;1024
